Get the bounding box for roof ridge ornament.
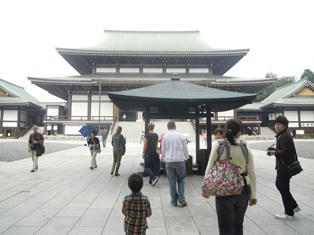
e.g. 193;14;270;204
171;74;180;81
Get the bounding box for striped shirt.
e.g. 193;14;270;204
122;192;152;234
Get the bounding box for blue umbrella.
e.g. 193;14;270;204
79;125;97;137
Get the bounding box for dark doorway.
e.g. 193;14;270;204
119;111;137;121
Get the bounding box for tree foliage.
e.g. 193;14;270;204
255;74;296;102
300;69;314;83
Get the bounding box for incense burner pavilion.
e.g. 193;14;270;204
29;30;276;135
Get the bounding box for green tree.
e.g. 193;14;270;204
300;69;314;83
255;75;296;102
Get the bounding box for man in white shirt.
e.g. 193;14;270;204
161;121;189;207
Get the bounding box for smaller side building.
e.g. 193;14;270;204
238;79;314;137
0;79;44;138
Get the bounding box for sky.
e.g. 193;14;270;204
0;0;313;102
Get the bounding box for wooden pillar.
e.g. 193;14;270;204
17;107;21;137
195;107;200;158
139;63;143;74
67;91;72;119
87;93;92;120
0;107;3;128
206;106;212;158
297;108;301;128
98;83;102;133
234;109;238;119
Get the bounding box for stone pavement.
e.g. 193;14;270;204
1;141;314;235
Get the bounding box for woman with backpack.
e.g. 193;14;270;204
87;131;101;170
111;126;126;176
202;119;257;235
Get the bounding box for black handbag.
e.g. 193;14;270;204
287;159;303;177
241;172;251;196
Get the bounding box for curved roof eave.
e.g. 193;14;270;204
55;47;250;57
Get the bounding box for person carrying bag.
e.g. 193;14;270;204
111;126;126;176
202;119;257;235
267;116;301;220
87;131;101;170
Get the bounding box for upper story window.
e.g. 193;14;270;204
95;67;116;74
71;94;88;101
143;67;163;74
166;67;186;74
91;95;111;102
189;68;209;74
119;67;140;74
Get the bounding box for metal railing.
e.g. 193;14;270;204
44;115;114;121
215;116;260;121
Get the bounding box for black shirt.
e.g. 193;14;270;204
87;137;101;150
28;133;44;145
275;129;297;170
145;132;159;155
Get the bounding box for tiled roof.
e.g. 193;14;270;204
28;74;274;85
0;79;43;108
56;30;249;54
240;79;314;110
107;76;255;112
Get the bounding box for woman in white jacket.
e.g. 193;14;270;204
203;119;257;235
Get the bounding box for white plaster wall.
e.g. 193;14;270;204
300;110;314;121
47;106;59;116
71;102;88;118
120;68;139;73
143;68;163;73
96;67;116;73
91;95;110;101
284;110;298;121
288;122;299;128
72;95;88;101
3;122;17;127
166;68;186;73
64;125;82;135
3;110;18;121
91;102;113;118
189;68;209;73
217;110;234;120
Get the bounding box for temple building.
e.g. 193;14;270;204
0;79;44;138
238;79;314;137
28;30;276;135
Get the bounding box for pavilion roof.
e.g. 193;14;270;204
56;30;249;55
55;30;249;75
0;79;43;108
240;79;314;110
107;76;256;112
28;74;275;86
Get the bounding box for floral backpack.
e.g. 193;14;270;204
202;139;249;197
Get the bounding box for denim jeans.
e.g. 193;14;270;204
215;191;249;235
144;153;160;183
166;161;186;204
276;168;298;216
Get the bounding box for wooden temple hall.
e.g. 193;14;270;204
28;30;276;135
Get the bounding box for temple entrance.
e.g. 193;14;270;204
119;111;137;121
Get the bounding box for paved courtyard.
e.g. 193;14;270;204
1;141;314;235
